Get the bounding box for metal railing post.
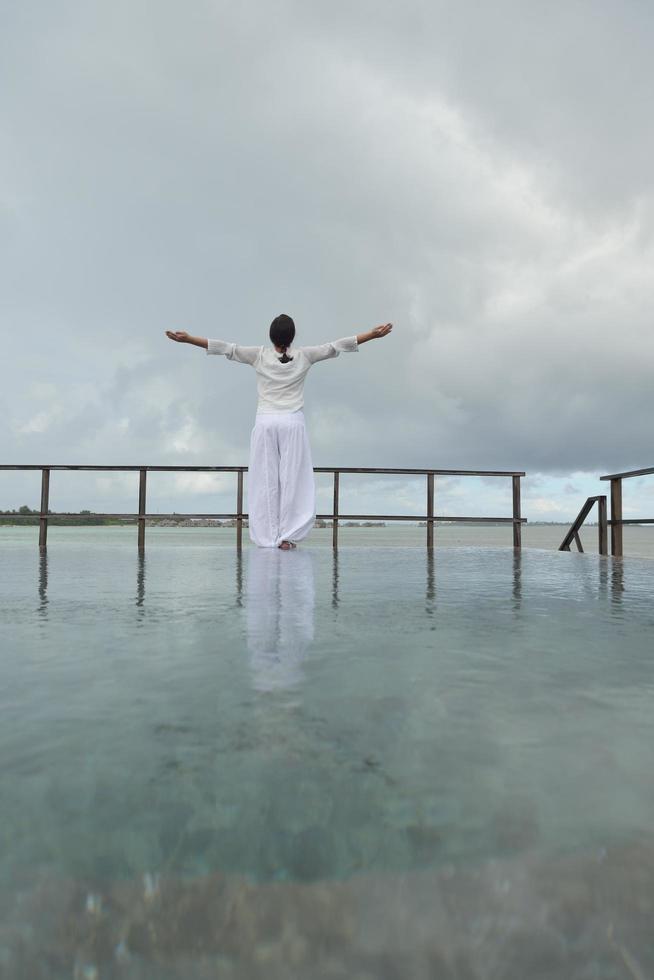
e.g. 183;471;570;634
512;475;522;549
610;478;623;557
598;495;608;557
137;469;147;551
332;471;339;550
426;473;434;549
559;496;607;553
236;470;243;551
39;468;50;551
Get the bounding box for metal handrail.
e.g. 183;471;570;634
558;496;608;555
0;464;526;551
599;467;654;557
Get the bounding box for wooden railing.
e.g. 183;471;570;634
600;466;654;557
0;464;526;551
558;495;608;555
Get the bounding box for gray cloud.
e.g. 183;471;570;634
2;0;653;515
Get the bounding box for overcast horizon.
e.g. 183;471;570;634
2;0;654;524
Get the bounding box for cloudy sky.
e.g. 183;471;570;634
2;0;653;524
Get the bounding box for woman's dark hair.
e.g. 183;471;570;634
269;314;295;363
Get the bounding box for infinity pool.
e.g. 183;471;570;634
1;537;653;977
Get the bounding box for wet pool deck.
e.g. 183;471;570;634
2;542;654;979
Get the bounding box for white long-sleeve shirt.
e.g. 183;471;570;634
206;336;359;414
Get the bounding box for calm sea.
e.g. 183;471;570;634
2;521;653;555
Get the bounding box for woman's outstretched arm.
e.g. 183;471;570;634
303;323;393;365
166;330;261;365
165;331;207;349
356;323;393;344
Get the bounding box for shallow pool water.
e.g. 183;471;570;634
1;539;654;977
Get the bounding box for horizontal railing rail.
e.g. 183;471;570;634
0;464;526;552
599;467;654;557
558;495;608;555
600;466;654;481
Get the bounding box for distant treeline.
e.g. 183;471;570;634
0;506;122;526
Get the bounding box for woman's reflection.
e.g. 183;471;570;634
246;549;315;692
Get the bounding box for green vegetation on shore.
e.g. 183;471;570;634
0;506;123;526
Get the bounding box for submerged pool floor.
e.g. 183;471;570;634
1;543;653;977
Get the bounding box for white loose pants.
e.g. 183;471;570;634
247;411;315;548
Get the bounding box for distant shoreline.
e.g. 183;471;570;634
0;519;626;528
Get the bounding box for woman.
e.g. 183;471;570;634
166;315;392;549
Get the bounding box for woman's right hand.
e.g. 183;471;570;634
165;330;190;343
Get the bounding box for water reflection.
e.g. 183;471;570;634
332;551;339;609
512;550;522;613
246;549;315;692
136;553;146;618
424;548;521;614
235;550;243;608
37;552;48;618
425;549;435;615
610;558;625;609
598;555;626;612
